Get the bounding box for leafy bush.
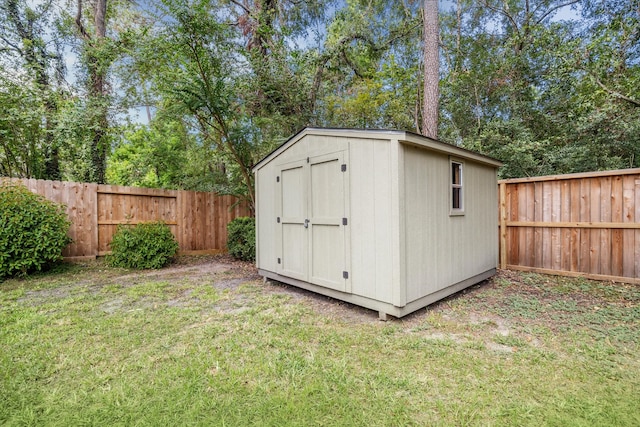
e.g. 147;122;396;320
0;182;72;278
227;217;255;262
107;221;179;269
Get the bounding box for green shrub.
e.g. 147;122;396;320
0;182;72;278
107;221;179;269
227;217;255;262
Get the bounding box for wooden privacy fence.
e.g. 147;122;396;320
6;178;251;259
499;168;640;284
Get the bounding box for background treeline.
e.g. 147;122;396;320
1;0;638;206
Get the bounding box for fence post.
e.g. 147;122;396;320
499;182;507;270
92;183;99;258
176;189;183;250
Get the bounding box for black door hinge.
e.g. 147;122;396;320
341;164;347;172
343;271;349;279
342;218;348;226
307;157;310;163
277;217;280;223
276;176;280;182
277;258;281;264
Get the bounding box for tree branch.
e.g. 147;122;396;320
481;0;520;38
595;78;640;107
228;0;251;16
0;35;23;55
75;0;91;40
534;0;580;25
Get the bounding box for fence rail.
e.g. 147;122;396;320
499;168;640;284
7;170;639;283
5;178;251;259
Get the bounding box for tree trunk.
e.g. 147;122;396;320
43;96;61;180
422;0;439;139
92;0;108;184
76;0;110;184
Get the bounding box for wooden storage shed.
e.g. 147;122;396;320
253;128;502;319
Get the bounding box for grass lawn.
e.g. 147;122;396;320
1;256;639;426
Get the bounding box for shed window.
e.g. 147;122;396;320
451;160;464;214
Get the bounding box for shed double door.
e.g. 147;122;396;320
277;151;350;292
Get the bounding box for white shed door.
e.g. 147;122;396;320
279;161;308;281
277;152;350;293
308;153;348;291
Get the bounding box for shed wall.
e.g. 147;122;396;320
347;137;394;303
402;144;498;302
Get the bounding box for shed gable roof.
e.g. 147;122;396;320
252;127;502;172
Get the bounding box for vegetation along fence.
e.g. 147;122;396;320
499;168;640;284
6;178;251;259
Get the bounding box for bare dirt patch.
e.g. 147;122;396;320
15;255;639;346
115;254;259;284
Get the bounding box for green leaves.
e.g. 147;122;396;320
0;72;46;178
227;217;255;262
107;222;179;269
0;182;72;278
435;0;639;176
2;0;637;189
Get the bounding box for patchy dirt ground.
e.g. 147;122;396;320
14;253;640;354
110;254;383;323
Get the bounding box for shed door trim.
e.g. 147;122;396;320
276;151;351;293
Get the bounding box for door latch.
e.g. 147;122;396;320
304;219;309;228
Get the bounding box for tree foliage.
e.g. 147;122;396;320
0;72;46;178
436;0;639;176
0;0;638;193
0;0;66;179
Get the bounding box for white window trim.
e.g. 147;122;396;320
450;158;464;216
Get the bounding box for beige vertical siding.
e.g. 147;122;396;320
402;145;498;303
348;137;395;303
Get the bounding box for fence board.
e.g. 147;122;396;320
6;178;250;258
524;183;535;267
534;182;543;268
499;183;507;269
570;179;581;272
590;178;602;274
611;176;623;277
601;176;613;275
551;181;562;271
205;193;213;252
579;179;591;273
83;183;98;257
62;182;74;257
560;181;571;271
636;178;640;278
509;184;519;265
541;182;552;269
499;168;640;284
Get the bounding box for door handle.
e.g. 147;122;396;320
304;219;309;228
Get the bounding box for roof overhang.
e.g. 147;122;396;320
252;127;502;172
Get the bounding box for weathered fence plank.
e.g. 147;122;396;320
5;178;250;258
499;168;640;284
